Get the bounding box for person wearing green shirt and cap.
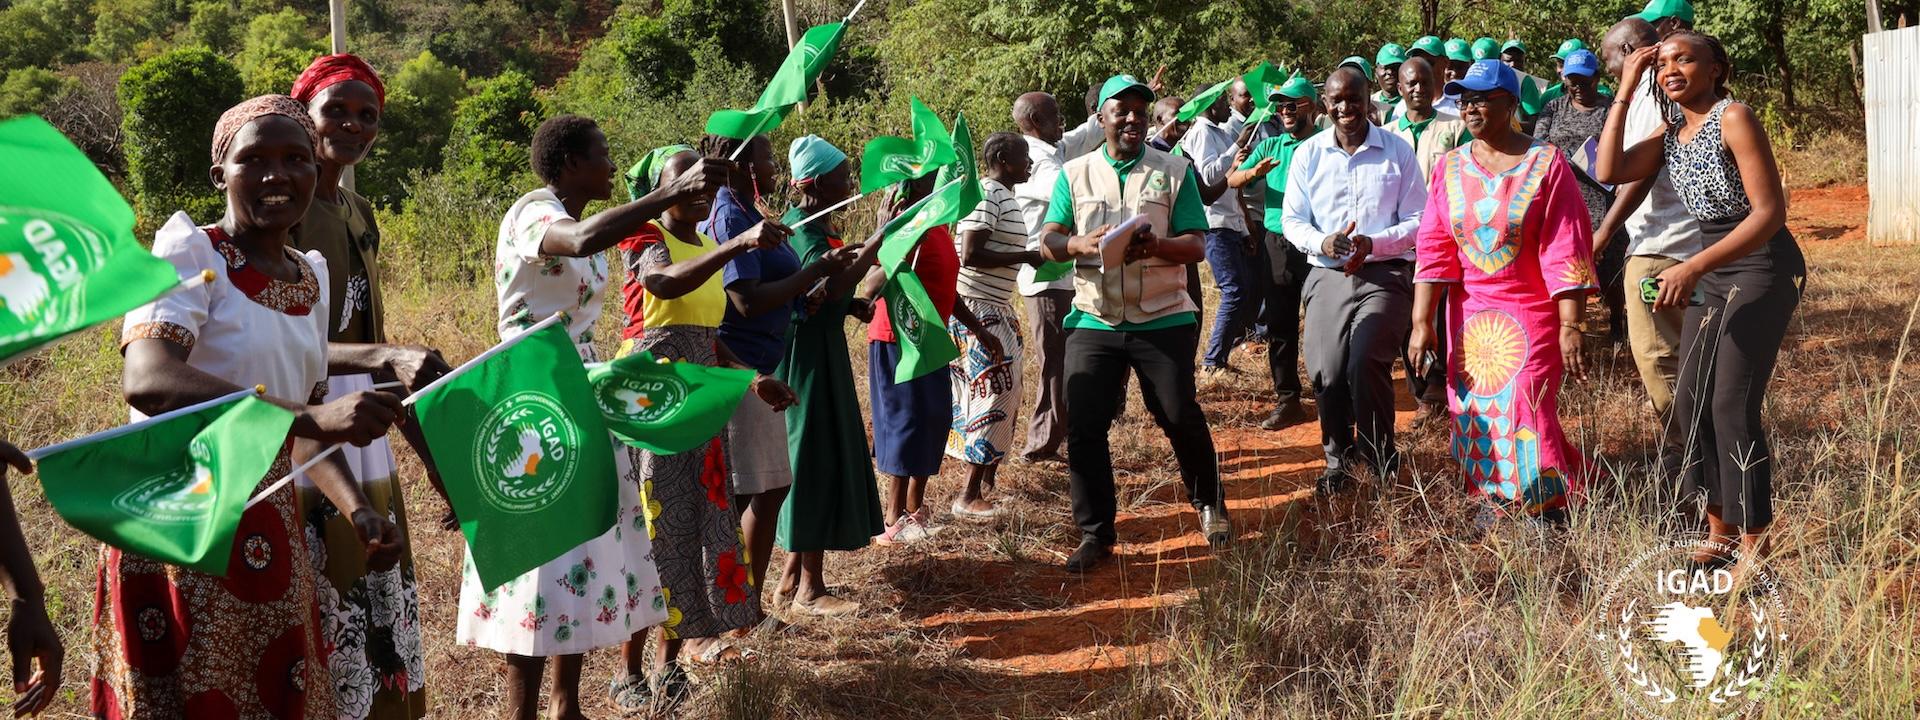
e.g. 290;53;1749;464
1388;56;1470;425
1443;38;1473;83
1227;73;1320;430
1395;38;1459;118
1539;38;1591;106
1408;35;1446;62
1038;73;1228;572
1374;43;1407;108
1339;55;1391;123
1636;0;1695;34
1500;39;1529;72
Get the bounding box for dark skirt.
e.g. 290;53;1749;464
868;340;953;477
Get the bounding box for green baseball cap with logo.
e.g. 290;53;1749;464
1444;38;1473;63
1271;73;1318;102
1472;37;1500;60
1501;39;1527;55
1338;55;1373;77
1376;43;1408;68
1097;73;1155;107
1410;35;1446;59
1555;38;1589;60
1636;0;1695;24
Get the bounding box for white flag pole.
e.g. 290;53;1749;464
793;192;865;229
26;383;262;462
844;0;869;23
244;312;569;509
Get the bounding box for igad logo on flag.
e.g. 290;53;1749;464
110;439;216;524
597;373;689;426
473;391;583;514
1592;535;1790;719
0;207;105;330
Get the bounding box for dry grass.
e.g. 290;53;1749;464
0;190;1913;718
1780;131;1868;190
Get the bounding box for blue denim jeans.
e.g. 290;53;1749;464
1202;228;1257;369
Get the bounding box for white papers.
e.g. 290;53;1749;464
1100;214;1150;270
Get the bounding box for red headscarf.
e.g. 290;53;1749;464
288;53;386;108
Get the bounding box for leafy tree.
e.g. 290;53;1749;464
441;70;543;198
610;13;696;100
118;47;244;225
0;0;93;69
235;8;324;96
88;0;176;62
359;51;468;205
0;67;75;117
184;0;243;54
660;0;780;73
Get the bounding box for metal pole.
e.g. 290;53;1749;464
329;0;355;191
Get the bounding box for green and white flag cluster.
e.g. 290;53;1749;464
1242;60;1291;126
0;116;184;363
858;97;958;194
867;102;977;383
704;22;847;139
34;391;295;576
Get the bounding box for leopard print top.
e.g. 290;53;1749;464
1664;98;1751;224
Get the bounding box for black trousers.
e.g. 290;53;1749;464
1259;234;1309;404
1065;322;1221;546
1674;224;1804;528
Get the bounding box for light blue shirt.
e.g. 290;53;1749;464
1280;124;1427;269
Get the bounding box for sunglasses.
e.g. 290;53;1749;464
1457;91;1515;109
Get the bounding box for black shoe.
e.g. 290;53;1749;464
1064;538;1113;573
1315;467;1353;496
1199;505;1232;548
651;663;693;706
1260;400;1310;430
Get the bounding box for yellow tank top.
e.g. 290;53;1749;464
641;221;727;329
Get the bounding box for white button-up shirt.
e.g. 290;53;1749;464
1015;134;1075;295
1280;124;1426;268
1176;115;1248;234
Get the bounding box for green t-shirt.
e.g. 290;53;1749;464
1042;149;1208;236
1237;130;1319;234
1042;149;1205;333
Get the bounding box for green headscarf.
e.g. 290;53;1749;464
624;144;694;202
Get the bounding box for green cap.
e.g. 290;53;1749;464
1410;36;1446;59
1376;43;1408;68
1444;38;1472;63
1097;73;1155;107
1502;39;1527;55
1554;38;1589;60
1338;55;1373;77
1270;72;1317;102
1472;37;1499;60
1635;0;1695;24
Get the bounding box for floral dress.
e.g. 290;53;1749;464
96;214;336;719
614;221;760;639
1414;142;1597;514
289;186;427;719
455;188;668;656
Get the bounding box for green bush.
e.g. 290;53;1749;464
87;0;178;63
610;14;696;101
0;67;74;118
235;8;324;96
183;0;242;54
117;46;243;226
359;50;468;206
0;0;92;69
441;70;543;200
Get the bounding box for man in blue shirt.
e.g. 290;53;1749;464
1280;67;1427;491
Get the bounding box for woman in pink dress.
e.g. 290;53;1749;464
1409;60;1597;517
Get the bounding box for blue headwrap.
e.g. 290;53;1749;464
788;135;847;184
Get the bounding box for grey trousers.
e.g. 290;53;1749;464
1020;289;1074;458
1303;261;1413;473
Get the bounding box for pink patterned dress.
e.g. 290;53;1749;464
1414;141;1597;513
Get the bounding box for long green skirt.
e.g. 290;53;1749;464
774;300;885;552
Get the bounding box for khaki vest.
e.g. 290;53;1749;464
1389;114;1471;179
1061;147;1197;326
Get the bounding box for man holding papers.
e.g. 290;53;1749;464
1039;74;1228;573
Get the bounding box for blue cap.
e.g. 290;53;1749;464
1444;59;1521;98
1561;49;1600;78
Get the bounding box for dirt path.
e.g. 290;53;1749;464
911;185;1870;680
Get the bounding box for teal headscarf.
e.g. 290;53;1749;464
624;144;694;201
788;134;847;183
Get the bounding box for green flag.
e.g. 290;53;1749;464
35;392;294;575
704;22;847;139
1242;61;1289;126
588;350;754;455
935;112;982;222
880;270;961;383
412;322;617;591
875;176;966;275
0;116;183;363
1176;77;1234;123
859;97;958;194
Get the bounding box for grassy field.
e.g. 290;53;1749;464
1;180;1913;718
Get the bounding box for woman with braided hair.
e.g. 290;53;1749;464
1596;30;1805;577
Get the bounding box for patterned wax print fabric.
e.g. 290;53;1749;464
945;299;1022;466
